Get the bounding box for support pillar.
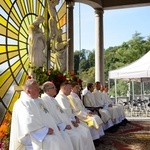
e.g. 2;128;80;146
66;1;74;72
94;8;104;84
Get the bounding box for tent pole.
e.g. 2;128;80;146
127;82;131;102
132;81;134;100
143;82;145;99
115;79;117;104
140;82;143;100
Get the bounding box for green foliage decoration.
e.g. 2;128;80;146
30;67;83;92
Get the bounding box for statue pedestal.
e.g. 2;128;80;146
14;85;23;93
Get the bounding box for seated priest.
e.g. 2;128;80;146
41;81;96;150
55;82;97;149
9;79;74;150
82;82;121;131
68;82;106;146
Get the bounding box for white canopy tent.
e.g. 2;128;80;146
109;51;150;81
108;51;150;103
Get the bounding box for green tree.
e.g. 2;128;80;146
74;51;80;73
81;67;95;88
74;49;95;73
74;32;150;96
105;32;150;96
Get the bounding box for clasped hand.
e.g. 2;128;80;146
71;121;79;127
47;128;54;135
65;125;72;130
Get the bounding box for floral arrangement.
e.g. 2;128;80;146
0;112;11;150
29;67;83;92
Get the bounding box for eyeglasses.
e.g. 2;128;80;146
48;87;55;89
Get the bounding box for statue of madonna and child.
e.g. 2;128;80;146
28;16;46;77
28;0;69;78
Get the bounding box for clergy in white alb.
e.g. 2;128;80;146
100;84;125;123
9;79;73;150
82;83;114;130
103;85;126;121
55;82;96;150
68;92;103;129
41;81;94;150
68;82;105;140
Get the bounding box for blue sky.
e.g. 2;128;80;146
73;3;150;51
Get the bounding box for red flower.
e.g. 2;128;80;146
77;78;82;83
70;70;75;76
62;76;67;81
57;73;63;78
28;75;32;79
55;81;60;85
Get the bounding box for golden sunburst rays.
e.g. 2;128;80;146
0;0;47;123
0;0;66;124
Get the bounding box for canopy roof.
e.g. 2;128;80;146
109;51;150;82
76;0;150;10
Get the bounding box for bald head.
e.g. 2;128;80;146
42;81;53;92
42;81;57;97
24;79;37;91
24;79;40;99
